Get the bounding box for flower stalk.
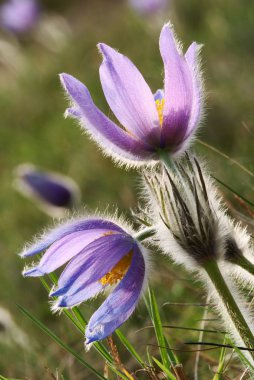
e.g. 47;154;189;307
203;258;254;361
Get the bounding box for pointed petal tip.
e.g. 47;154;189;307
160;22;177;45
59;72;69;80
19;250;29;258
19;244;44;258
97;43;107;59
97;42;103;51
97;42;108;55
161;22;173;34
97;43;118;62
55;298;67;308
60;73;81;94
85;332;98;346
187;41;204;53
50;299;62;314
49;287;66;298
84;339;93;351
23;267;43;277
64;109;70;119
59;72;71;88
85;322;104;344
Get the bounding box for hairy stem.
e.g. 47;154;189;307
203;259;254;362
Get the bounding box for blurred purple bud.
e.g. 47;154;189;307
14;164;80;217
0;0;40;34
128;0;167;15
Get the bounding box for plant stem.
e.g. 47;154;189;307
203;259;254;361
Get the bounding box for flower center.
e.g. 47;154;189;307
100;250;133;286
155;98;165;127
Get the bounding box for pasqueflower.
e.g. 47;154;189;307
60;23;203;167
14;164;80;217
128;0;167;15
22;217;148;344
0;0;39;34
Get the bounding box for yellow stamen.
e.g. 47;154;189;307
100;250;133;286
103;231;115;237
155;98;165;127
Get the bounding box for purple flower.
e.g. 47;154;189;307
22;217;148;344
14;164;80;217
0;0;40;34
128;0;167;15
60;23;203;167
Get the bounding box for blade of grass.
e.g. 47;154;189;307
17;304;107;380
212;337;228;380
146;287;179;371
194;299;209;380
162;325;225;334
213;176;254;207
197;139;254;178
116;329;145;367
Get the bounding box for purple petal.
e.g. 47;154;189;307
184;42;203;137
85;245;145;343
159;24;193;149
65;107;82;119
99;43;161;145
60;73;155;161
21;218;124;257
56;281;103;308
51;233;133;296
24;229;116;277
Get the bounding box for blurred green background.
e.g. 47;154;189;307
0;0;253;378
